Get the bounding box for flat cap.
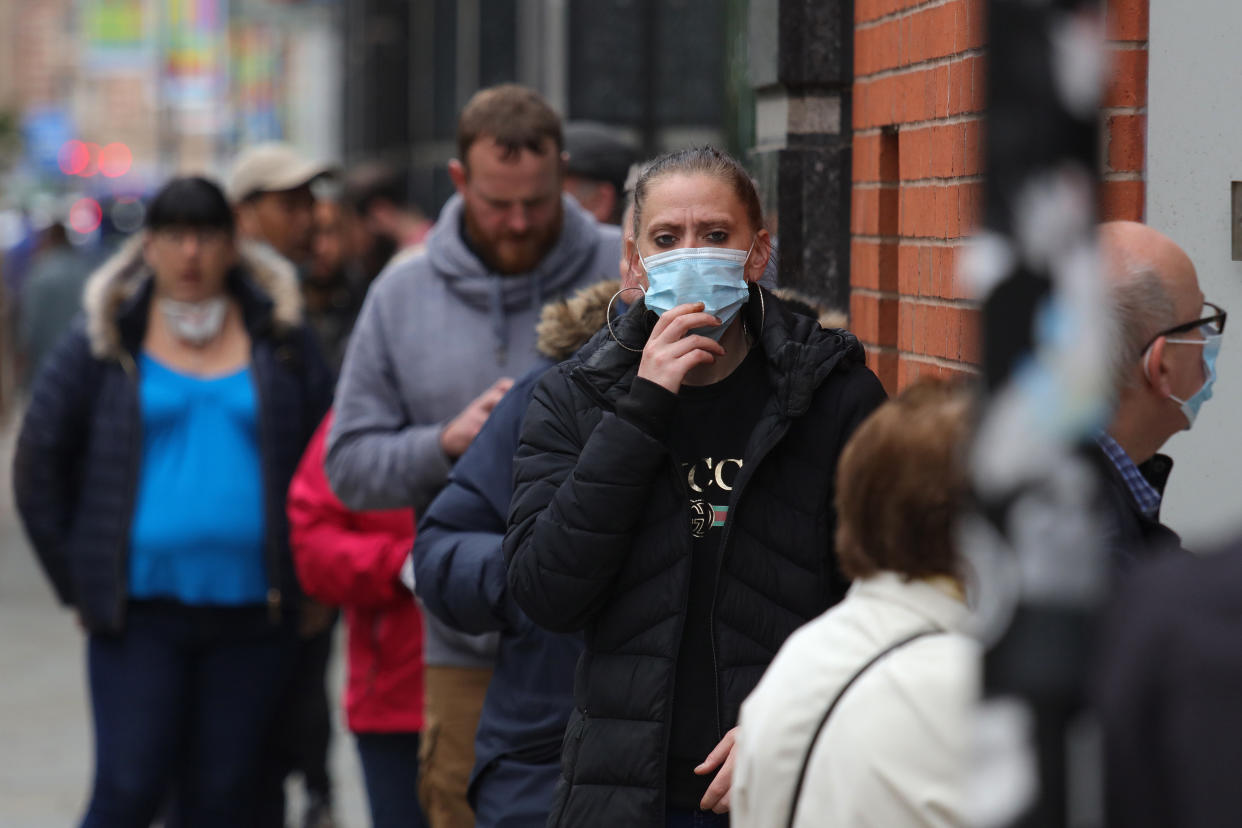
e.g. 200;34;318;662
564;122;639;193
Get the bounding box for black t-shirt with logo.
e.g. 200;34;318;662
665;346;770;810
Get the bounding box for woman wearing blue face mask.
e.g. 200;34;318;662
503;146;888;827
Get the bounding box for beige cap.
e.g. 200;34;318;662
226;142;335;204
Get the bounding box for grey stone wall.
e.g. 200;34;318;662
748;0;854;313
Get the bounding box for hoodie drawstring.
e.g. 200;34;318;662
488;272;545;366
490;277;508;365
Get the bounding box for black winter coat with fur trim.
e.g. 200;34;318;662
503;286;887;827
14;239;332;633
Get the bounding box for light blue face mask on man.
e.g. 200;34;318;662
639;241;755;342
1146;326;1222;429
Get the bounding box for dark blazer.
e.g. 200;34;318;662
503;287;887;827
1085;443;1184;572
13;239;332;633
1096;539;1242;828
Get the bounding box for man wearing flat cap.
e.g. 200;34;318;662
229;142;336;270
562;121;638;225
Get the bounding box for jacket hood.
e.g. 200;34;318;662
569;284;866;419
532;282;845;363
82;235;303;361
426;193;612;315
535;279;622;361
769;287;848;331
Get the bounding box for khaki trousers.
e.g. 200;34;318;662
419;665;493;828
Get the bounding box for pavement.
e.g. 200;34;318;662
0;405;369;827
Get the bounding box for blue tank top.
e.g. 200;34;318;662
128;353;268;605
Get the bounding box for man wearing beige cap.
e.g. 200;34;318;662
229;141;340;828
229;142;335;269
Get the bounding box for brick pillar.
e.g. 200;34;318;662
748;0;854;316
851;0;987;394
1100;0;1150;221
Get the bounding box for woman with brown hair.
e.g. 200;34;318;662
731;380;981;828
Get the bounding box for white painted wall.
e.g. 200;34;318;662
1147;0;1242;547
287;16;343;166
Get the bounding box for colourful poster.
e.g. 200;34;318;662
230;22;286;143
81;0;150;70
162;0;226;109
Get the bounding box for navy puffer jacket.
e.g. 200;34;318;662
503;285;888;827
13;238;333;633
413;281;627;819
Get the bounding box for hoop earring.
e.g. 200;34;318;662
606;286;648;353
745;286;766;339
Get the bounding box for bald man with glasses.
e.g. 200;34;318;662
1091;225;1242;828
1091;221;1226;570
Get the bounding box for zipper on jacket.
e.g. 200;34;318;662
366;613;383;696
656;454;697;818
705;417;791;740
249;350;283;625
114;356;142;628
568;362;693;817
553;711;591;828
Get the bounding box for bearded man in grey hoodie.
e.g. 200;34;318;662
326;84;621;828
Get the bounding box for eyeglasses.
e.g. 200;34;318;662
1142;300;1227;352
155;227;231;247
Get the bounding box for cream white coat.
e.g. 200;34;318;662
732;572;980;828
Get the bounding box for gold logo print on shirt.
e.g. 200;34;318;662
684;458;743;539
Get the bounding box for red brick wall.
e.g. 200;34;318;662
850;0;1149;393
1101;0;1149;221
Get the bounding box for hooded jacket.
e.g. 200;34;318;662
414;283;850;826
326;193;620;669
411;281;617;817
13;237;333;633
503;286;888;826
288;411;423;734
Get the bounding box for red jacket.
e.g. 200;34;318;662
288;411;424;733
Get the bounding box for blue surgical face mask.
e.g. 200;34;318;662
1146;326;1222;429
638;240;755;341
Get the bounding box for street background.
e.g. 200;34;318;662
5;0;1239;824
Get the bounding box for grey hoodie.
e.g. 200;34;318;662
327;192;621;667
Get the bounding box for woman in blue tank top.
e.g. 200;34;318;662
14;177;332;826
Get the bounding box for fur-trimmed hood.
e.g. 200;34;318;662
535;279;622;361
82;235;303;360
533;281;847;363
769;287;848;331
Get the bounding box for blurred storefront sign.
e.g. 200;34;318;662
231;23;285;143
21;107;75;175
83;0;152;71
161;0;229;135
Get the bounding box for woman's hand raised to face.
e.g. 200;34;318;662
636;302;725;394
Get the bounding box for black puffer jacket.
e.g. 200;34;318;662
13;238;332;633
503;285;887;826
